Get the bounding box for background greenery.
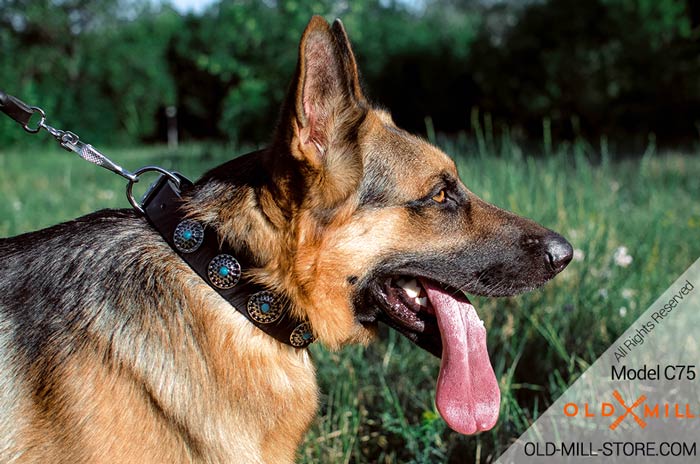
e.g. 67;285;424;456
2;0;699;148
2;0;700;463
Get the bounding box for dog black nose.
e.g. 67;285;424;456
543;233;573;273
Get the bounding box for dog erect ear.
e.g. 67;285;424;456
282;16;366;170
330;19;366;106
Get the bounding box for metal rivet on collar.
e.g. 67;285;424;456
290;322;314;347
207;254;241;289
247;291;282;324
173;219;204;253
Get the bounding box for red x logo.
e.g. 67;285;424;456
609;389;647;430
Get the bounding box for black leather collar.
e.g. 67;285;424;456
141;173;315;349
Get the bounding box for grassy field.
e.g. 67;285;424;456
1;139;699;463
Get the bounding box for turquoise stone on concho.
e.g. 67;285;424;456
290;322;315;347
247;291;282;324
173;219;204;253
207;254;241;289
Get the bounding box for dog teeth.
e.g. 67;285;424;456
399;278;420;298
415;297;428;307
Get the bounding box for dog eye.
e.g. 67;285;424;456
431;189;447;203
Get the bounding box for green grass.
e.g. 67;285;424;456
1;139;699;463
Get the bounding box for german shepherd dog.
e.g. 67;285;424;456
0;16;572;463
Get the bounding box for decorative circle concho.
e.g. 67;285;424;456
289;322;315;347
207;254;241;289
247;291;283;324
173;219;204;253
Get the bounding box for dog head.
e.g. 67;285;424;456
196;16;572;435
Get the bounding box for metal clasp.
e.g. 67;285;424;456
1;90;188;216
126;166;183;215
57;131;138;182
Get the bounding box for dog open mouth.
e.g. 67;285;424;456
373;276;500;435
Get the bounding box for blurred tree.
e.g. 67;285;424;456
1;0;698;149
167;0;314;141
351;0;482;134
467;0;699;148
0;0;179;145
167;0;482;141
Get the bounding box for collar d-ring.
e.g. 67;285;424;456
127;166;182;215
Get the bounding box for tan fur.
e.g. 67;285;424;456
3;243;317;463
0;15;570;464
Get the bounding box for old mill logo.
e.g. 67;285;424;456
564;390;697;430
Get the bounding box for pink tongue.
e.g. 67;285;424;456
420;279;500;434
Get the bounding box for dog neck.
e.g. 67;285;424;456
141;166;315;349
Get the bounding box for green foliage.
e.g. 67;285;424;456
468;0;699;147
1;137;698;462
0;0;178;145
2;0;698;148
166;0;482;142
